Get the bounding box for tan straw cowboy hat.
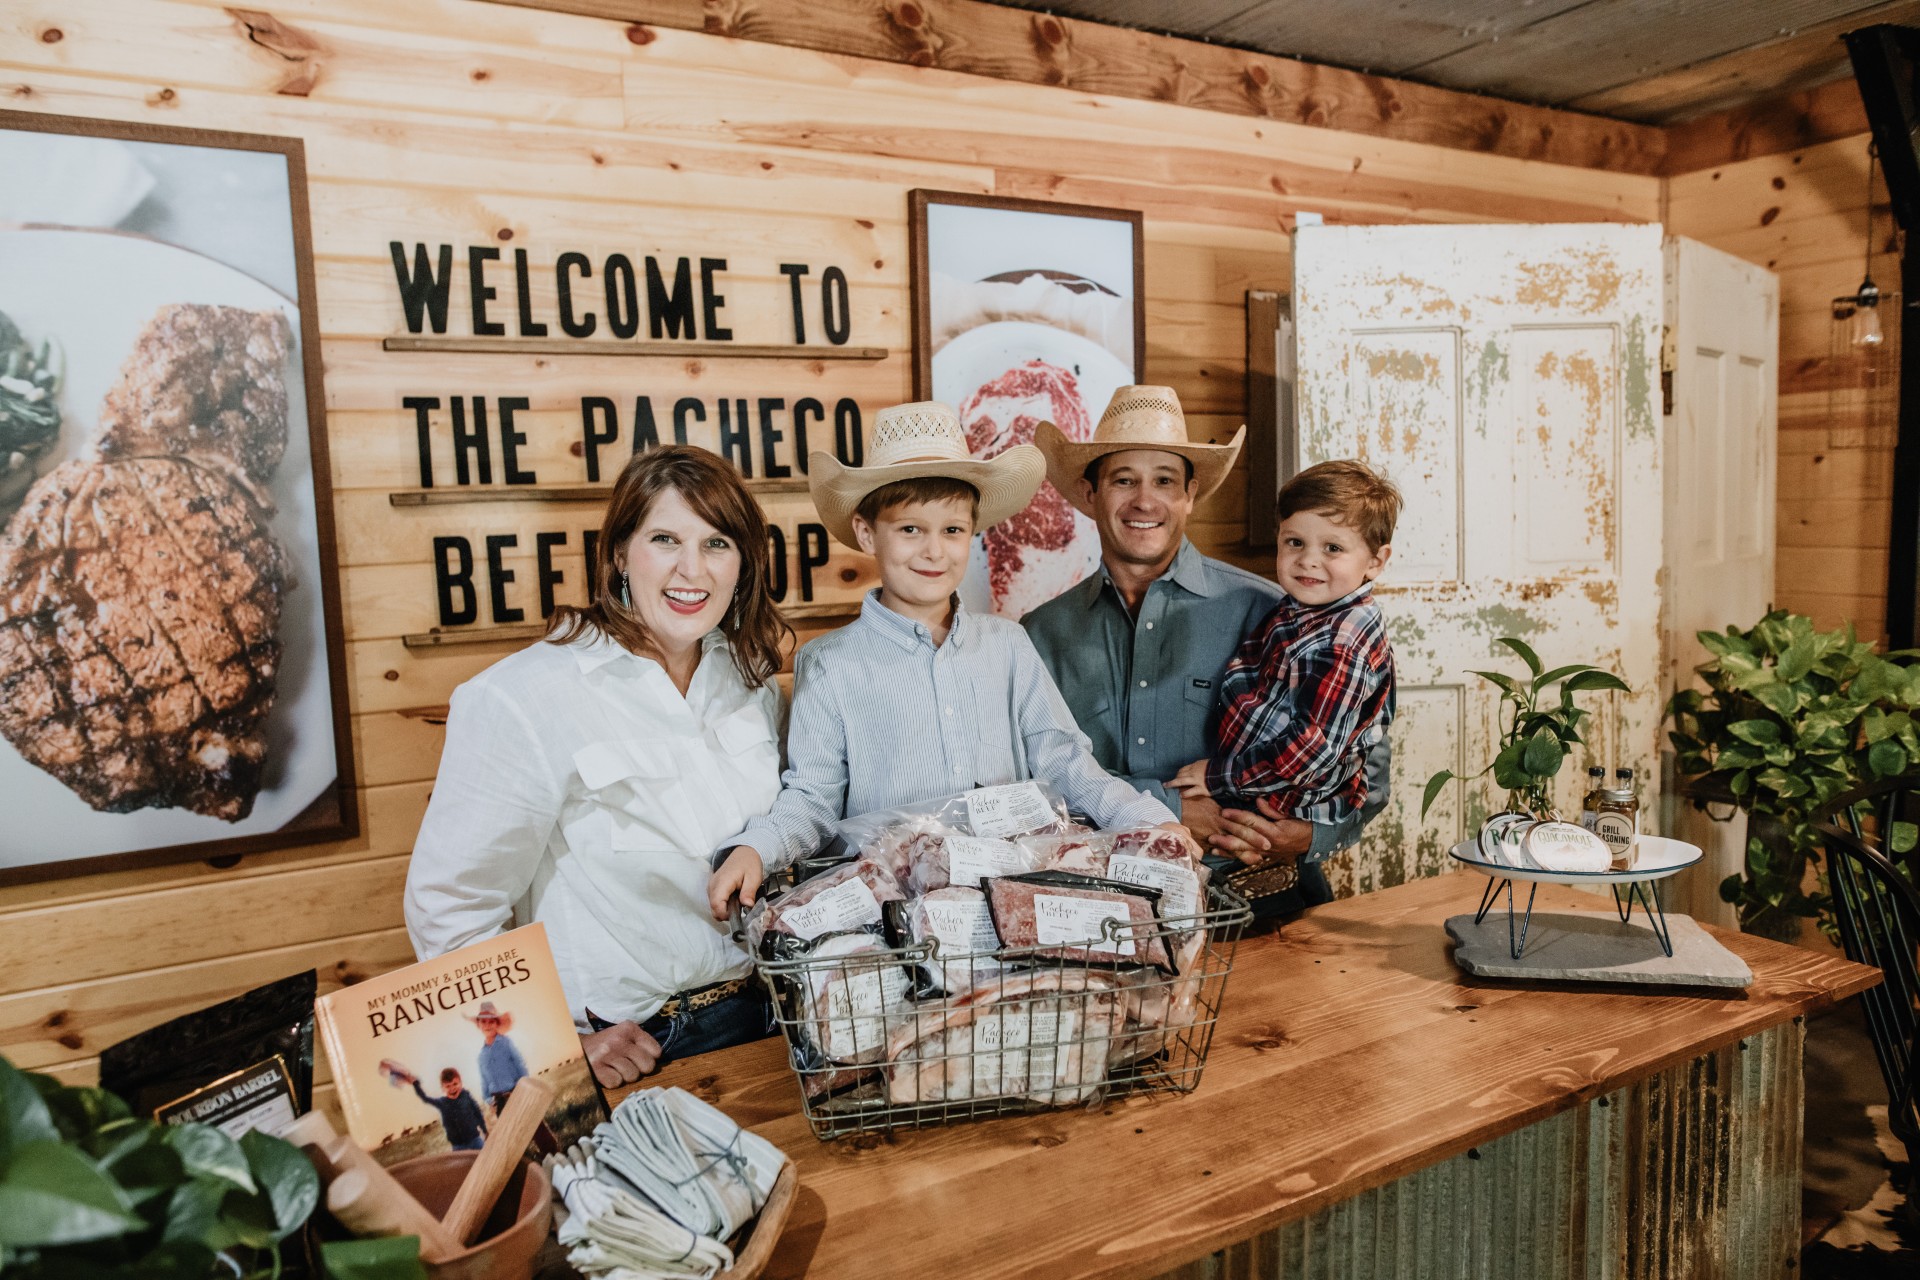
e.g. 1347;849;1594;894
463;1001;512;1031
1036;385;1245;518
809;401;1044;550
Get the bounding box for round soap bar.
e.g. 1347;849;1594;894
1524;821;1611;873
1478;811;1533;865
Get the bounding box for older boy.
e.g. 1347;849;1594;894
709;402;1180;914
1171;460;1399;827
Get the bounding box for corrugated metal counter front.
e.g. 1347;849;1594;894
620;871;1880;1280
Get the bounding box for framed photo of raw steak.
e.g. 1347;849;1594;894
909;190;1144;619
0;110;354;884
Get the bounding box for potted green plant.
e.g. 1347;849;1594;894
1666;610;1920;938
0;1053;318;1278
1421;637;1630;822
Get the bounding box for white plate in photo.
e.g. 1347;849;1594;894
0;227;337;865
1448;835;1703;886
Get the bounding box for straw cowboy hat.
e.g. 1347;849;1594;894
463;1001;512;1031
1036;385;1245;518
809;401;1044;550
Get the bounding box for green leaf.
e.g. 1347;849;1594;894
164;1125;255;1195
40;1085;131;1145
1867;739;1907;778
322;1236;429;1280
1532;663;1594;691
1753;681;1800;718
1727;719;1783;745
1468;670;1523;698
1892;821;1918;854
241;1130;320;1242
1420;770;1454;820
1521;727;1564;777
1495;636;1542;677
1562;670;1631;696
1778;635;1817;682
0;1141;144;1248
1492;742;1531;791
0;1058;60;1166
99;1129;186;1207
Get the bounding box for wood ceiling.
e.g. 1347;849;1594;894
984;0;1920;123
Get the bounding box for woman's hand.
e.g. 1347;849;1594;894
1208;798;1314;868
1169;758;1213;798
1153;820;1204;861
580;1022;664;1088
708;845;765;921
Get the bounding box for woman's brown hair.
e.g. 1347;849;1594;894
546;446;790;688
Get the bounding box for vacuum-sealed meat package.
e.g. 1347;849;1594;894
898;886;1005;996
794;932;913;1066
745;858;905;955
836;781;1075;862
985;871;1172;973
883;970;1123;1107
1021;827;1207;922
901;827;1043;895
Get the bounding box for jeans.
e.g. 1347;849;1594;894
1203;853;1334;922
623;984;777;1067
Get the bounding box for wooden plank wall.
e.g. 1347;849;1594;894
0;0;1659;1106
1667;135;1897;642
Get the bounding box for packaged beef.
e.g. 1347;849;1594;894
1109;927;1209;1069
795;932;913;1066
901;827;1042;896
1022;826;1208;924
835;781;1074;860
984;871;1172;973
900;886;1005;996
745;858;905;955
882;970;1123;1106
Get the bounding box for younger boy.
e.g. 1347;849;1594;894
410;1066;488;1152
710;402;1182;914
1170;460;1399;828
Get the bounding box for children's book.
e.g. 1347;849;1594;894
314;921;604;1165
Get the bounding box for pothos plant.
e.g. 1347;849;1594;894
1666;610;1920;935
0;1053;318;1279
1421;637;1631;822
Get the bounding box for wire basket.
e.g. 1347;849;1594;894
751;879;1253;1140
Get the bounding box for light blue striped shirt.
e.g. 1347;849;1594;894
730;590;1176;870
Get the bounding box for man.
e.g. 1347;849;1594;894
1024;385;1389;912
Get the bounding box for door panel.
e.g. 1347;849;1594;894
1663;237;1779;924
1295;223;1665;897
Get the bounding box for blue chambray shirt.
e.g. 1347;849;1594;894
729;590;1175;871
1022;540;1389;860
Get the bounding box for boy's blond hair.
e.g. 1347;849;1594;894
1277;461;1401;551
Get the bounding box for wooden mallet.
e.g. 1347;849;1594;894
322;1135;461;1262
440;1075;556;1247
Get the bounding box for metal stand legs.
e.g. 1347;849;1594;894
1474;877;1540;960
1611;879;1674;957
1471;877;1673;960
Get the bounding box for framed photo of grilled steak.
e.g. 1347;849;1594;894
909;190;1144;620
0;110;354;883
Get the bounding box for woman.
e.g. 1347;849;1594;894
404;446;790;1087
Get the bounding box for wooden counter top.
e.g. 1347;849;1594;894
623;871;1879;1280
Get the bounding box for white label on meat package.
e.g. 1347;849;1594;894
817;964;906;1061
1032;894;1136;957
965;783;1054;838
922;897;1003;957
970;1007;1078;1094
944;835;1029;886
1107;854;1197;919
782;877;881;941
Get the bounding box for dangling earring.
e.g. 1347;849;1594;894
619;571;631;608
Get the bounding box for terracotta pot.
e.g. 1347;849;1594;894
386;1150;552;1280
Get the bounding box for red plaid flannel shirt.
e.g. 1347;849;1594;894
1204;584;1394;823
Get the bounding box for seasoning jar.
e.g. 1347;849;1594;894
1592;768;1640;870
1580;766;1607;832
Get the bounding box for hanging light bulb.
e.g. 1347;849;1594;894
1851;277;1885;348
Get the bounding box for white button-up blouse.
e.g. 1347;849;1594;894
403;627;782;1029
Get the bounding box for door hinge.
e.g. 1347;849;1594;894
1660;322;1676;417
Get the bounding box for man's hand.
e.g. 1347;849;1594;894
1179;794;1226;843
580;1022;663;1088
1152;820;1203;861
1209;802;1314;868
1169;758;1212;798
708;846;765;921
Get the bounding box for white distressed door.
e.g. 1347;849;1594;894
1663;236;1779;925
1293;223;1665;897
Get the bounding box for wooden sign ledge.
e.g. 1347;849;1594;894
620;871;1880;1280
